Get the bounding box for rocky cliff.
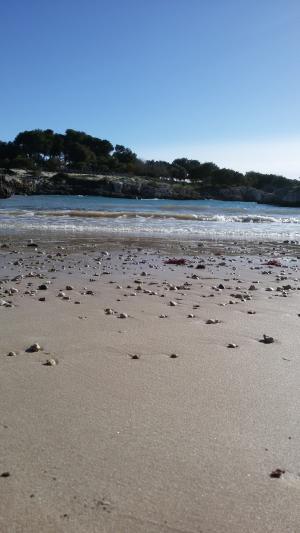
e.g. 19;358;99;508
1;170;300;206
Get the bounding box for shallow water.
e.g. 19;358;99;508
1;195;300;241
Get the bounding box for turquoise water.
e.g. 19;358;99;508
1;194;300;240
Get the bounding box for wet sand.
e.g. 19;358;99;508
1;235;300;532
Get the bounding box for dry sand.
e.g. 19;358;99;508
1;236;300;532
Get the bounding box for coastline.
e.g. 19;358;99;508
1;229;300;256
2;170;300;207
1;234;300;532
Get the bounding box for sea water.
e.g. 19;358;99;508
1;194;300;241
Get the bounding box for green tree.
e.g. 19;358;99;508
113;145;137;165
172;158;201;181
211;168;245;186
14;129;54;160
65;142;96;168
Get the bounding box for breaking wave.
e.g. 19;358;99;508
1;209;300;224
1;196;300;241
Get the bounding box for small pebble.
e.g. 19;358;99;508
260;334;275;344
26;343;41;353
44;358;57;366
270;468;285;479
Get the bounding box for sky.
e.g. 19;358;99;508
1;0;300;177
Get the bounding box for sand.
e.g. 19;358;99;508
1;235;300;532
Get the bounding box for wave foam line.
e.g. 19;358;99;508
1;209;300;224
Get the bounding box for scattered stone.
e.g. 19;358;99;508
26;343;41;353
270;468;285;479
231;293;245;300
164;258;187;266
105;308;114;315
266;259;281;267
260;334;275;344
206;319;221;324
7;287;19;294
119;313;128;319
169;301;177;306
170;353;178;358
7;351;17;357
38;284;48;290
0;472;10;478
0;299;11;307
44;358;57;366
11;275;23;281
130;354;140;359
66;285;74;290
227;343;238;348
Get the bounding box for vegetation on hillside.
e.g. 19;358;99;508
0;129;296;190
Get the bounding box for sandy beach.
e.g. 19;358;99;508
1;235;300;532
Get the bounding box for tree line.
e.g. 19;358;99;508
0;128;294;190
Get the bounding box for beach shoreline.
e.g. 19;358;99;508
1;236;300;532
2;228;300;256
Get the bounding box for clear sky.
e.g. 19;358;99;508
1;0;300;176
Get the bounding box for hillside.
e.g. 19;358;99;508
2;169;300;206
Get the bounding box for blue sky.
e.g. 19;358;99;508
1;0;300;176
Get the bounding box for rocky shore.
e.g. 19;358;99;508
2;169;300;206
